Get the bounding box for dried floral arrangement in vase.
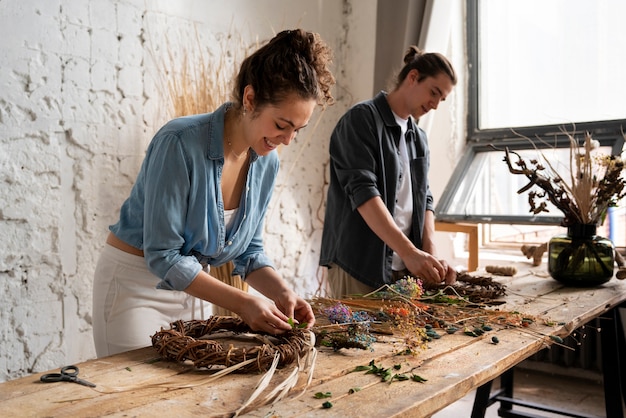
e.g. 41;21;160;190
502;130;626;285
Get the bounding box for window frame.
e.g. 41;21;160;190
435;0;626;225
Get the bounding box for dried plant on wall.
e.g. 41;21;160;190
154;28;254;118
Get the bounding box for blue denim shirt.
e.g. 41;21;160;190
110;103;277;291
320;92;434;288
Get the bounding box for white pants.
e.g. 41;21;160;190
92;244;211;357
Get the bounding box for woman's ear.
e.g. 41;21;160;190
242;85;256;113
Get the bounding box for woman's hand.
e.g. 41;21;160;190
274;291;316;329
236;295;294;334
185;268;307;335
244;267;316;330
236;292;315;334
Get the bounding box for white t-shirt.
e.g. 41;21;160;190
224;208;238;232
391;113;414;271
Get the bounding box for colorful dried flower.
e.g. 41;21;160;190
323;302;353;324
389;277;424;299
386;307;411;317
319;302;377;351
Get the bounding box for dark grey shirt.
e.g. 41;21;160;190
320;91;434;287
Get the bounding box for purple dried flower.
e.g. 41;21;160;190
324;302;353;324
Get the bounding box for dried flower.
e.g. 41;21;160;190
502;131;626;226
323;302;374;325
386;307;411;317
319;302;376;351
323;302;353;324
389;277;424;299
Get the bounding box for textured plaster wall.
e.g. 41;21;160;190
0;0;380;382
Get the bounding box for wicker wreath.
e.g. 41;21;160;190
151;316;310;373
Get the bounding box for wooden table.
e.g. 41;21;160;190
2;264;625;418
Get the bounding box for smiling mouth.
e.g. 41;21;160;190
264;138;279;149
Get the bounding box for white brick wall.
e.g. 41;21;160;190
0;0;379;381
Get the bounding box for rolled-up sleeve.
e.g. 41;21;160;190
141;134;202;291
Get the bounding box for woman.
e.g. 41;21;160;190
93;29;335;357
320;46;456;298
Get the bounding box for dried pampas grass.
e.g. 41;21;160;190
152;25;255;118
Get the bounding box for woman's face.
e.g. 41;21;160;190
244;92;316;156
408;71;454;119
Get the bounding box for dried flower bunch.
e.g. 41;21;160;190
388;277;424;299
309;274;509;354
316;302;377;351
502;131;626;226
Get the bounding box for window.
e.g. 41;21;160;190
477;1;626;130
436;0;626;247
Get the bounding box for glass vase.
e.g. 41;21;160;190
548;224;614;286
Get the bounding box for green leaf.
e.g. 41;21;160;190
322;401;333;409
314;391;332;399
348;387;362;394
287;318;308;329
446;326;459;334
411;374;428;383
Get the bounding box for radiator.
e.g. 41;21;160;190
528;318;603;373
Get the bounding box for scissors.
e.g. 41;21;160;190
40;365;96;388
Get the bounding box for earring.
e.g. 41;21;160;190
242;106;247;116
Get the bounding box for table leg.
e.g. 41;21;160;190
615;304;626;405
471;379;494;418
471;369;516;418
498;369;514;415
600;305;625;418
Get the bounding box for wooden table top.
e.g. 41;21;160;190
2;264;626;418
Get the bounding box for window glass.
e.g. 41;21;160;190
478;0;626;130
441;143;617;222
